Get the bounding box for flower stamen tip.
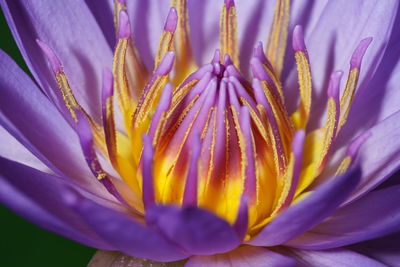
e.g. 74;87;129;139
350;37;373;69
117;10;131;39
292;25;306;52
164;8;178;33
156;51;175;75
36;39;62;73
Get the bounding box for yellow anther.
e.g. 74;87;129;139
266;0;290;76
56;70;107;156
171;0;196;83
336;156;352;176
220;1;239;67
339;68;359;132
292;51;312;129
316;98;337;170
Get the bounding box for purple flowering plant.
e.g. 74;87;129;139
1;0;400;266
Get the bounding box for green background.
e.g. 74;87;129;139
0;8;96;267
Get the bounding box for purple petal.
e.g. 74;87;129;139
186;245;297;267
285;0;398;117
1;0;113;120
0;125;51;173
146;205;240;255
0;156;112;250
125;0;170;70
70;198;187;262
349;233;400;267
343;109;400;202
285;185;400;249
0;51;110;198
283;248;386;267
342;10;400;134
248;167;361;246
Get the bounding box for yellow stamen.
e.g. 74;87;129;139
56;71;107;155
171;0;196;83
113;37;135;128
266;0;290;76
339;68;359;132
220;1;239;66
336;156;352;176
292;51;312;129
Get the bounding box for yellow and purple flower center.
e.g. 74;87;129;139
37;0;372;241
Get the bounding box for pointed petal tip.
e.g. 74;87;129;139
347;131;372;158
223;54;233;65
292;130;305;153
233;195;249;241
292;25;306;52
156;51;175;75
101;68;114;99
164;8;178;32
327;70;343;98
142;134;155;209
212;49;221;63
225;0;235;9
36;39;62;73
118;10;131;39
253;41;266;58
350;37;373;69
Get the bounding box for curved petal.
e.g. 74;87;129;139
283;248;386;267
308;0;397;93
146;205;240;255
345;109;400;202
0;156;112;250
125;0;170;70
248;167;361;246
185;245;297;267
0;50;109;196
284;0;398;116
285;185;400;249
349;233;400;267
1;0;113;120
84;0;115;49
0;125;51;173
334;8;400;147
70;199;188;262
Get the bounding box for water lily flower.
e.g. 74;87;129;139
1;0;400;266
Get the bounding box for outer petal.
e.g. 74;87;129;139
0;125;51;173
341;109;400;202
185;245;296;267
349;233;400;267
0;0;113;120
339;9;400;134
333;8;400;148
283;248;386;267
248;167;361;246
70;199;188;262
0;50;109;197
308;0;397;94
285;0;398;116
126;0;170;70
0;156;112;250
146;205;240;255
285;185;400;249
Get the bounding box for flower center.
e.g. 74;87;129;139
37;0;372;239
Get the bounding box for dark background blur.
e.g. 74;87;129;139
0;8;96;267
